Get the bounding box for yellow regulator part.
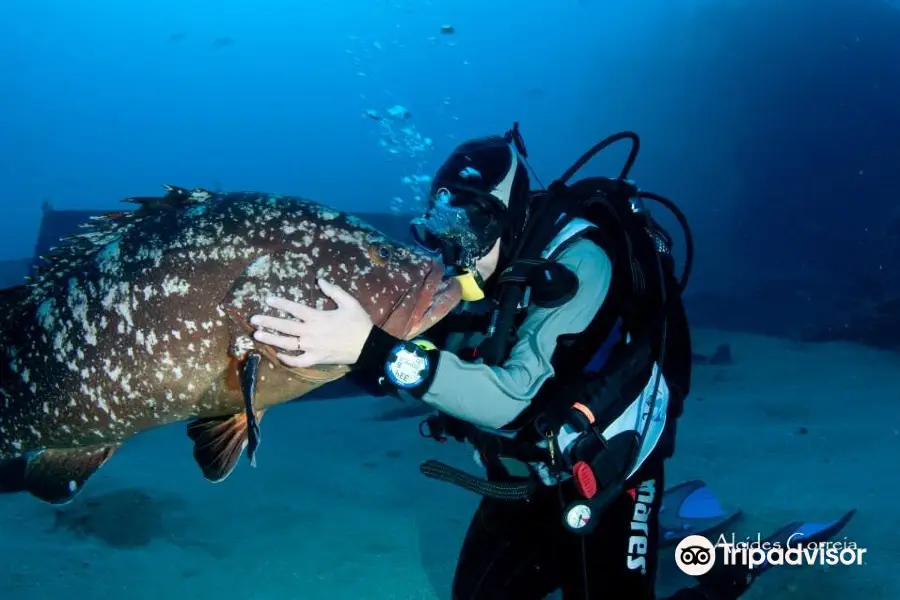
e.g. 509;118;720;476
454;270;485;302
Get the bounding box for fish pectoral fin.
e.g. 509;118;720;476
187;410;266;483
241;352;262;467
17;445;119;505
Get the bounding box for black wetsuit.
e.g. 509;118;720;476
453;455;669;599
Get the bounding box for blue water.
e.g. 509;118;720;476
0;0;896;598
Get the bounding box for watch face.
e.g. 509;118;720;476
386;346;429;388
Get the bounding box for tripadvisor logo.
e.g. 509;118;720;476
674;533;867;576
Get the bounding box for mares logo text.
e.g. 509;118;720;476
626;478;657;573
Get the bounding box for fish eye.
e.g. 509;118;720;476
369;243;394;265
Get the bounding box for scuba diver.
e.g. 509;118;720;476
250;125;855;599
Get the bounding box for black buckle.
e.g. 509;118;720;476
419;413;468;444
419;414;447;442
504;121;528;158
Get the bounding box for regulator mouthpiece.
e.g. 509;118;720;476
453;270;485;302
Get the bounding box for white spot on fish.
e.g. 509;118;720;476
161;275;191;296
247;255;272;278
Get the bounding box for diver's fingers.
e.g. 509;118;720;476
317;278;360;309
265;296;318;320
277;351;321;369
253;330;303;351
250;315;305;337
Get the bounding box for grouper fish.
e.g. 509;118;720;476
0;186;461;504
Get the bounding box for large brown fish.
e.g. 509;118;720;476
0;186;461;504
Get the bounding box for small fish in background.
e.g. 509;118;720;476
211;37;235;48
168;32;186;43
440;24;455;35
363;109;385;123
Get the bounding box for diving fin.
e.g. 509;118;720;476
691;509;857;599
751;509;857;575
659;479;742;546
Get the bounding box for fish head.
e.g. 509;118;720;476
223;204;462;352
347;232;462;341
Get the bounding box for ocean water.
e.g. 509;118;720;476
0;0;897;598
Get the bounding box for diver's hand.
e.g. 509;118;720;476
250;278;373;368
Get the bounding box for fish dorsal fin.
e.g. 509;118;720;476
122;184;213;211
28;185;215;288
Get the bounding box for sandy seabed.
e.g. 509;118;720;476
0;329;896;599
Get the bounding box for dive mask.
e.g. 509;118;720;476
409;185;507;302
409;184;508;270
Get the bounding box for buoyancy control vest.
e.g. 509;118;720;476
417;130;695;533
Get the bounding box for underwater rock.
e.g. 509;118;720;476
692;343;733;366
801;296;900;350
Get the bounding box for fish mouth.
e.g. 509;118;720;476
407;264;462;339
431;275;455;298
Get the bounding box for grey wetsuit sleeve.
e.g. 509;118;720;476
420;239;613;429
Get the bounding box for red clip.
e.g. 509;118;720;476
573;461;598;499
458;346;479;361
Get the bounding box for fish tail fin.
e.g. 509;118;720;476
0;445;118;504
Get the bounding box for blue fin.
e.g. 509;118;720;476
754;509;857;574
687;509;857;598
659;479;742;547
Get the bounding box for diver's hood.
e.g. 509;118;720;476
409;137;526;271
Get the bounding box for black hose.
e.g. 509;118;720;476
638;191;694;293
555;130;693;293
420;460;536;500
559;131;640;184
